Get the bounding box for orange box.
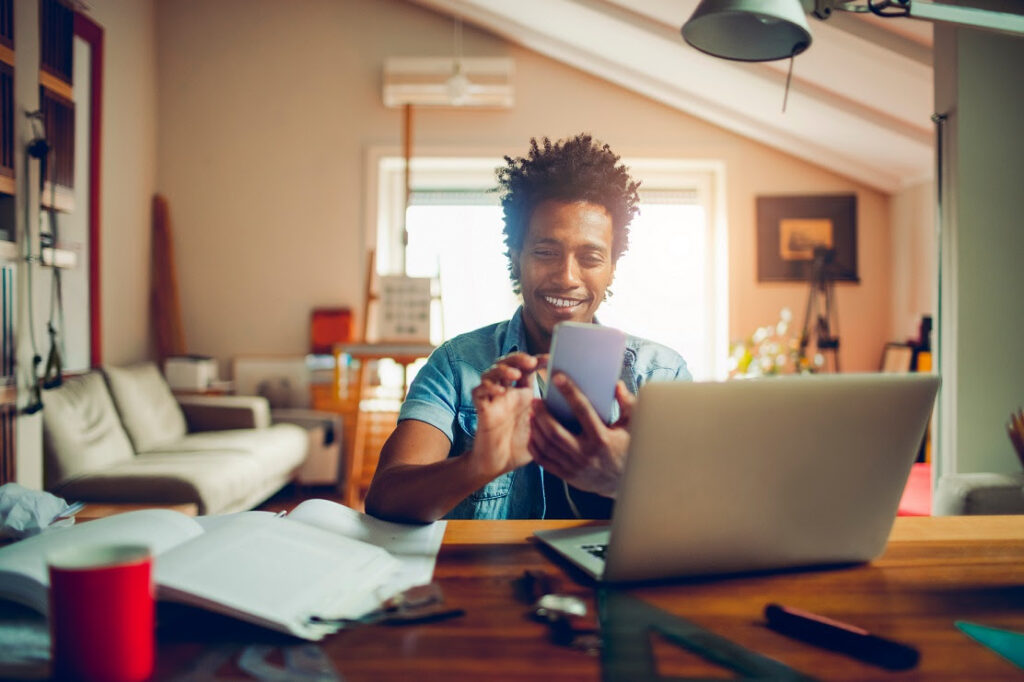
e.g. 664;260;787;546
311;308;353;355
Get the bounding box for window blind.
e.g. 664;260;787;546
409;189;700;206
409;190;499;206
639;189;700;205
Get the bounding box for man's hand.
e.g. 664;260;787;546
469;352;544;479
528;374;634;498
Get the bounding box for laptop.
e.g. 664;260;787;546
534;373;939;582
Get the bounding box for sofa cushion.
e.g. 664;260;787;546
42;372;136;490
141;424;307;460
53;451;264;515
52;424;308;514
104;363;188;452
933;473;1024;515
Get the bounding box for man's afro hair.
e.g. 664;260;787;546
495;134;640;289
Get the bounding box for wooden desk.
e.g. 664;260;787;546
154;516;1024;681
77;502;199;522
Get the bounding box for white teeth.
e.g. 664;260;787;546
544;296;580;308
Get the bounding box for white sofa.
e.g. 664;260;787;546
41;363;308;514
933;472;1024;515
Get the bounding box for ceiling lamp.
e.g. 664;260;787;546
681;0;812;62
682;0;1024;63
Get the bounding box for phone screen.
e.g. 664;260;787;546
544;322;626;430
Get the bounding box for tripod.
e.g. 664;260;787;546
798;247;840;372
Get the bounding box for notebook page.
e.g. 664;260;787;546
155;515;399;640
0;509;203;614
287;498;447;594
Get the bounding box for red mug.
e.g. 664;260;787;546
48;544;155;682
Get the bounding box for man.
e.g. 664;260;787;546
364;134;690;522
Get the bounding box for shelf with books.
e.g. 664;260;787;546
38;0;74;212
0;0;14;198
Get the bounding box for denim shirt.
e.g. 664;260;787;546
398;306;692;519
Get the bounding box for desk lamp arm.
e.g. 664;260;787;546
809;0;1024;36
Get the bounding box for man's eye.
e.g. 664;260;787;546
581;255;605;267
534;250;556;258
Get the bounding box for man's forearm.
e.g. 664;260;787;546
364;454;494;523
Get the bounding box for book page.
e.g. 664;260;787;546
192;509;277;533
0;510;203;614
288;498;447;595
155;515;399;640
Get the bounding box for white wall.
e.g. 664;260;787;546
936;26;1024;477
155;0;896;377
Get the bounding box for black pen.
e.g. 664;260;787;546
764;603;920;670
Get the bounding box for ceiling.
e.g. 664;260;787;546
405;0;939;194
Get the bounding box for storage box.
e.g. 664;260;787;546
164;356;219;392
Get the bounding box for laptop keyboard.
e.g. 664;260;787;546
582;543;607;560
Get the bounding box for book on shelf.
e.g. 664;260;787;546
0;500;447;641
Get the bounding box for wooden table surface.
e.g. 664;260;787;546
76;502;199;522
154;516;1024;681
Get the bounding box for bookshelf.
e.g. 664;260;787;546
39;0;74;213
0;0;13;199
0;0;11;485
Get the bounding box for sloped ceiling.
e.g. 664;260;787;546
406;0;937;194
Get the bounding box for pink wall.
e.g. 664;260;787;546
154;0;905;374
89;0;158;366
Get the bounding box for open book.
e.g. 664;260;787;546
0;500;447;641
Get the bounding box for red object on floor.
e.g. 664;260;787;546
898;462;931;516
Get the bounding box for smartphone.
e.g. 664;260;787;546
544;321;627;430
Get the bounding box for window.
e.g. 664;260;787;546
598;193;712;380
372;155;727;379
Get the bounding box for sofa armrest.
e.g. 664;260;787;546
175;395;272;431
271;409;344;486
933;472;1024;515
271;408;342;445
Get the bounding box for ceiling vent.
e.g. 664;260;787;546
383;57;515;108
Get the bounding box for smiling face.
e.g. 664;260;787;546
512;199;616;354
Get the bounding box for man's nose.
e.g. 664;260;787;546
553;257;582;287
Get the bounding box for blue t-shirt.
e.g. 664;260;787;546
399;306;691;519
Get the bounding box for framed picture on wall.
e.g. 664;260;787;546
376;275;433;343
756;194;859;283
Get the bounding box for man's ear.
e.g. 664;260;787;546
604;262;617;301
510;250;521;280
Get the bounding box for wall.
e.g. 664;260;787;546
890;180;936;345
935;26;1024;477
86;0;158;366
155;0;896;377
13;0;43;488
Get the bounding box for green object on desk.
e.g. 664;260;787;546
956;621;1024;670
598;589;817;681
